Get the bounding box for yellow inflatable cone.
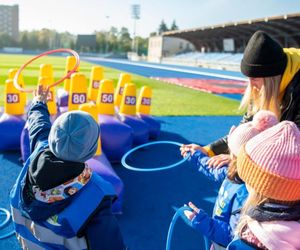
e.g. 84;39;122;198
39;64;54;82
38;77;57;115
64;56;79;92
119;83;136;116
68;73;88;111
115;73;131;107
96;79;115;115
4;79;25;115
88;66;104;101
79;102;102;156
137;86;152;115
8;68;27;107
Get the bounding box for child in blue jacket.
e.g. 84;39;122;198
10;85;125;250
180;110;278;249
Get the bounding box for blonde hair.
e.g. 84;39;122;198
236;189;268;236
236;187;300;237
239;75;282;119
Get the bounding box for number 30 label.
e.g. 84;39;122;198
141;97;151;106
7;94;19;103
72;93;86;104
125;96;136;105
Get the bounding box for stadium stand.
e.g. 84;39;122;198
148;13;300;71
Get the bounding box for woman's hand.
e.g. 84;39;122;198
180;144;207;158
183;202;200;221
33;84;49;103
207;154;230;168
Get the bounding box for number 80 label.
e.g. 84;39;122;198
72;93;86;104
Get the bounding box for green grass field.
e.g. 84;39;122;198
0;54;241;116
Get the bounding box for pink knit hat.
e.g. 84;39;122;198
237;121;300;202
228;110;278;156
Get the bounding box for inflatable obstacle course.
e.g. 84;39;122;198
137;86;160;139
119;83;150;145
96;79;115;115
68;73;88;111
115;73;131;108
88;66;104;102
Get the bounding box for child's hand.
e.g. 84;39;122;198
33;84;49;103
180;144;207;158
207;154;230;168
184;202;200;221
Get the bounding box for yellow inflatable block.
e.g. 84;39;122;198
137;86;152;115
88;66;104;101
119;83;136;116
96;79;115;115
38;77;57;115
115;73;131;107
64;56;79;92
4;79;25;115
39;64;54;82
79;103;102;156
8;68;26;107
68;73;88;111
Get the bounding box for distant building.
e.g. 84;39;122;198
76;35;97;52
148;36;195;62
0;5;19;41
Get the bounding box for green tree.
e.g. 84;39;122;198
0;32;16;48
20;32;29;49
170;20;179;31
136;36;148;56
158;20;169;34
118;27;132;53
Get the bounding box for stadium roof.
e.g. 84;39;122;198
163;13;300;52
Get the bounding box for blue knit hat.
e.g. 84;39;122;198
49;111;99;163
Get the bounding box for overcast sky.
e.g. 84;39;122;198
1;0;300;37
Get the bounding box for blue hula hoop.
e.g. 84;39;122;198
0;208;10;229
121;141;189;172
0;208;15;239
166;206;210;250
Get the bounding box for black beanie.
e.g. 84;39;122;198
241;30;287;77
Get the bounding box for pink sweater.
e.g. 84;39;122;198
248;220;300;250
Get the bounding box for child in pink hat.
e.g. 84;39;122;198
179;110;278;249
228;121;300;250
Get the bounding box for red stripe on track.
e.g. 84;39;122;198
152;77;247;94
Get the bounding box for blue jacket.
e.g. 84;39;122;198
226;237;256;250
188;151;248;247
10;101;125;250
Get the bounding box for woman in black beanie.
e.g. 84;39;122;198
181;30;300;165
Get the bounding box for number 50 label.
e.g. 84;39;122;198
125;96;136;105
7;94;19;103
72;93;86;104
101;93;114;103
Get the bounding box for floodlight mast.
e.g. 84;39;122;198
131;4;140;54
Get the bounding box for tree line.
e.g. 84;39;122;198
0;20;179;55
